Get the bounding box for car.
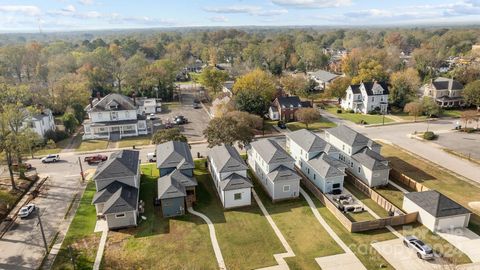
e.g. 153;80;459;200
84;154;108;164
193;102;200;109
12;163;32;172
18;203;36;218
147;113;158;120
403;235;434;260
164;121;173;129
147;152;157;162
41;154;60;163
277;121;286;129
174;115;188;125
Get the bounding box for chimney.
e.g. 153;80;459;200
89;97;93;108
96;91;101;101
132;92;137;106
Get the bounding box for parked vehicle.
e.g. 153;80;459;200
84;154;108;164
343;204;364;213
403;235;434;260
193;99;201;109
12;163;32;171
164;121;173;129
174;115;188;125
147;152;157;162
277;121;286;129
41;154;60;163
147;113;158;120
18;203;36;218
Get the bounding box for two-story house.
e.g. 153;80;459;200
83;93;148;140
156;141;197;217
341;81;389;114
269;96;310;121
22;108;56;138
324;125;390;187
248;138;301;201
208;144;252;208
286;129;346;194
92;150;140;230
422;77;465;108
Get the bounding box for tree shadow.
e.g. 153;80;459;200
388;157;436;182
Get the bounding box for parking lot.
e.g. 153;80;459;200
435;131;480;160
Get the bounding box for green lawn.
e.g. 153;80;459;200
75;140;109;152
194;160;285;270
326;106;394;125
263;120;280;134
286;117;337;131
391;111;429;122
380;143;480;235
344;181;390;218
252;172;344;269
441;109;464;118
52;181;100;270
374;184;405;210
101;165;218;270
34;137;72;156
117;136;152;148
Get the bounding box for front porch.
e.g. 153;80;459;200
83;123;140;140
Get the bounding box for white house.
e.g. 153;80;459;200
341;81;389;114
268;106;280;121
208;144;252;208
83;93;148;140
248;138;301;201
286;129;346;194
324;125;390;187
403;190;471;232
22;108;56;138
422;77;465;108
139;98;161;114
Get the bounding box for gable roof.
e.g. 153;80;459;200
326;125;372;148
287;129;339;154
276;96;302;108
156;141;194;170
220;173;253;191
250;139;295;164
162;169;197;188
307;153;346;178
352;148;389;171
431;77;463;91
361;81;389;96
308;70;339;82
405;190;471;218
93;150;140;180
267;165;301;182
86;93;137;112
101;183;138;214
209;144;248;173
157;172;187;200
349;85;361;94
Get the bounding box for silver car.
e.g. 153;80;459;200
403;235;434;260
18;203;36;218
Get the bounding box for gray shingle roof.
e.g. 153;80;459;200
405;190;471;218
101;183;138;214
352;148;389;171
157;172;187;200
362;81;389;96
209;144;248;173
349;85;361;94
326;125;372;148
93;150;140;180
308;70;339;82
162;169;197;188
287;129;339;154
277;96;302;108
156;141;194;170
267;165;301;182
432;77;463;91
220;173;253;191
307;153;346;178
250;139;295;164
86;93;137;112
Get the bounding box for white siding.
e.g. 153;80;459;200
223;188;251;208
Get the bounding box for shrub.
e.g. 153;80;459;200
46;139;56;149
423;131;437;140
336;109;342;114
44;129;69;143
348;109;355;113
461;128;476;133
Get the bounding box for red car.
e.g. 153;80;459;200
84;154;108;164
12;163;32;172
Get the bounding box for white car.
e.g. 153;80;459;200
41;154;60;163
403;235;434;260
147;152;156;162
18;203;36;218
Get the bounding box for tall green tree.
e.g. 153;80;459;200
324;77;351;103
203;116;254;148
152;128;186;144
62;112;79;134
463;80;480;111
389;68;421;108
198;67;229;97
352;59;387;84
233;91;269;116
233;69;277;101
422;97;442;117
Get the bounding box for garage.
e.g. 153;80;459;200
403;190;471;232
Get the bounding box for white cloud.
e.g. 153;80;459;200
203;5;287;17
62;5;76;13
271;0;351;9
78;0;94;5
209;16;229;22
0;5;41;16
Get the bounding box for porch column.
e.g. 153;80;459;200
120;125;123;139
135;124;138;136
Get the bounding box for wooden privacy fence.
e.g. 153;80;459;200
298;169;417;232
389;169;430;192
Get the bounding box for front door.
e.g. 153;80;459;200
325;181;332;193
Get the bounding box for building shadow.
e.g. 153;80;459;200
388;157;436;182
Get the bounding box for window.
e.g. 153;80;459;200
350;162;353;167
307;168;310;174
283;185;290;192
358;167;361;173
300;162;303;168
115;213;125;218
371;97;374;102
234;193;242;200
305;153;308;159
313;174;316;180
342;145;345;151
333;183;340;188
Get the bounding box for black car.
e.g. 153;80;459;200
174;115;188;125
277;121;286;129
193;99;201;109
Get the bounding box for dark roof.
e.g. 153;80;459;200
250;139;295;164
157;172;187;200
405;190;471;218
209;144;248;173
93;150;140;180
276;96;302;108
307;153;346;178
161;169;197;188
326;125;371;148
220;173;253;191
267;165;301;182
92;181;131;204
352;148;389;171
350;85;361;94
86;93;137;112
156;141;194;170
361;81;389;96
287;129;339;154
100;183;138;214
432;77;463;91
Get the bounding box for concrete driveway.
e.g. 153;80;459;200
372;238;447;270
437;228;480;262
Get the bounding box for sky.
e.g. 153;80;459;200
0;0;479;32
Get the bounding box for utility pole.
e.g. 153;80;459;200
36;207;49;254
78;157;84;183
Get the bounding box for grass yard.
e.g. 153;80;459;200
326;106;394;125
286;117;337;131
34;137;71;156
194;160;286;270
52;181;100;270
117;136;152;148
344;181;390;218
374;183;405;210
75;140;109;152
441;109;464;118
391;111;429;122
380;143;480;235
263;120;280;134
101;165;218;270
252;172;344;269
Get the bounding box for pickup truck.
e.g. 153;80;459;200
84;154;108;164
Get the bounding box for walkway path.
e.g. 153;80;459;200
92;222;108;270
252;190;294;270
187;207;227;270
